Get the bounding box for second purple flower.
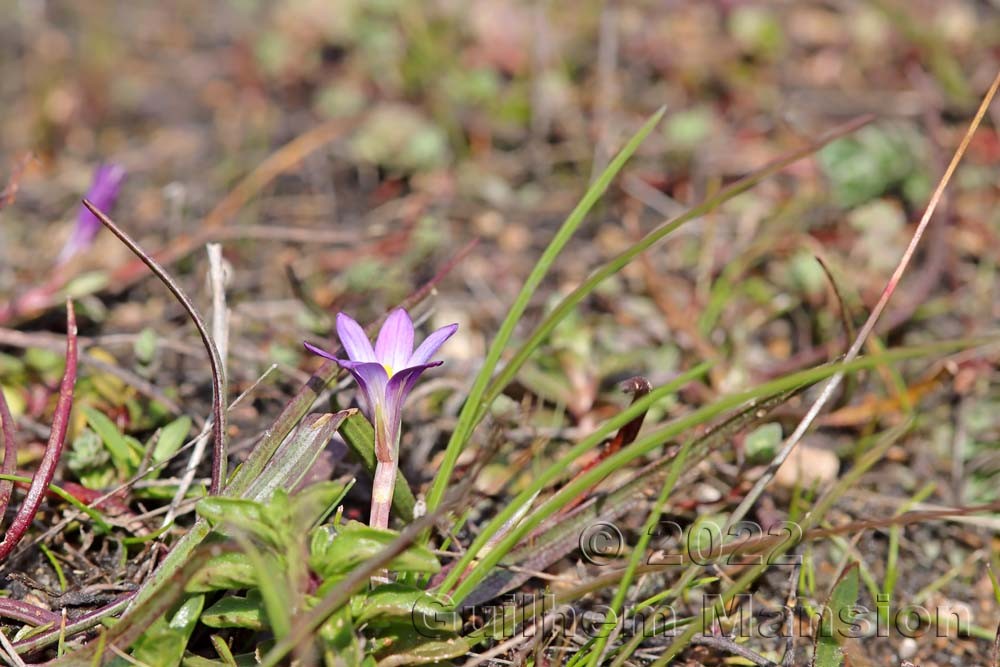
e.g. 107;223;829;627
58;163;126;264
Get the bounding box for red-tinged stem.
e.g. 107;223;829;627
0;378;16;524
0;301;77;562
0;598;60;627
12;593;134;656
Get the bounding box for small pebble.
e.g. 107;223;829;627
694;484;722;504
898;637;918;660
774;444;839;488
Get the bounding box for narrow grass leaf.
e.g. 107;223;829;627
480;116;873;437
812;563;860;667
446;340;970;603
426;107;667;515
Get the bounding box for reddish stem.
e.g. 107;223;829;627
0;376;16;523
0;301;78;561
0;598;60;627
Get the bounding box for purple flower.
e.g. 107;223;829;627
57;163;125;264
304;308;457;527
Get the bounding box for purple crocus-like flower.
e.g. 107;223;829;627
57;163;125;264
305;308;457;528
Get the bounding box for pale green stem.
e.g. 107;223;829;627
370;404;399;531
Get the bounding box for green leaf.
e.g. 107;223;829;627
744;422;782;462
134;328;158;365
290;479;352;531
185;552;257;593
317;607;364;667
201;592;266;631
372;625;471;666
238;538;292;639
196;497;281;547
355;583;458;633
152;416;193;468
63;271;109;298
83;406;140;477
812;563;860;667
310;522;440;581
244;411;351;503
131;594;205;667
66;428;114;489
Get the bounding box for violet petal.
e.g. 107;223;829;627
383;361;442;446
374;308;414;373
303;341;338;361
335;313;377;363
57;163;125;264
409;323;458;366
336;359;388;422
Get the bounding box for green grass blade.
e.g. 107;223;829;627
447;339;974;604
0;473;111;533
424;107;667;516
436;360;712;595
478;116;873;430
583;425;696;666
812;563;860;667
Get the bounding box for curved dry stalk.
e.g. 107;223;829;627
0;302;78;561
82;201;228;495
725;70;1000;533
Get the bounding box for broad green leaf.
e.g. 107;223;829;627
355;583;459;633
239;539;292;639
744;422;782;462
134;328;158;365
196;497;281;546
317;606;364;667
131;594;205;667
290;479;351;530
372;625;471;666
310;522;440;581
202;592;266;631
185;552;257;593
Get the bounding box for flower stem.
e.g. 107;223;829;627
370;460;396;530
370;406;399;532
